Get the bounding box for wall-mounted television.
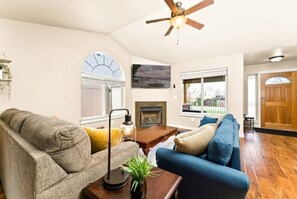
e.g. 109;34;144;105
132;64;171;88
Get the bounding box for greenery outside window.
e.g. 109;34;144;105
81;52;124;124
181;68;227;115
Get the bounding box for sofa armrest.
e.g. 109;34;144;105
0;121;68;198
156;148;250;199
90;141;139;168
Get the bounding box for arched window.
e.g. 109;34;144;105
81;52;124;124
265;76;291;85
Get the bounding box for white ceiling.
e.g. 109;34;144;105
1;0;297;65
244;45;297;66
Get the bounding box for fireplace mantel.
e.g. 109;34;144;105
135;101;167;128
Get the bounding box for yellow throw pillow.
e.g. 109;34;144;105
84;127;123;153
174;124;217;156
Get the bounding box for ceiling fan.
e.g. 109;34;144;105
146;0;214;36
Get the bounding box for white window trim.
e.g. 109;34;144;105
247;74;258;122
81;73;124;83
80;114;125;125
180;68;228;117
181;68;227;79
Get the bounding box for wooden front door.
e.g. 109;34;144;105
261;72;297;130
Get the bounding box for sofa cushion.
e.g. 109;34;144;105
199;116;218;127
0;108;20;124
20;114;91;173
84;127;123;153
223;114;234;122
206;122;234;166
219;118;234;127
174;124;217;156
9;111;33;132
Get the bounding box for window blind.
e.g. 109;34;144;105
181;68;228;80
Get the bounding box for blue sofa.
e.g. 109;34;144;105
156;114;250;199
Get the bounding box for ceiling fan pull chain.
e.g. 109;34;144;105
176;28;180;45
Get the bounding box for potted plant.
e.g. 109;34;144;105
122;155;158;199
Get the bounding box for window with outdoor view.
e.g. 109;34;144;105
181;69;227;115
81;52;124;124
247;74;257;119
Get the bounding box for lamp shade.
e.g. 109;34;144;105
170;15;187;29
120;114;136;141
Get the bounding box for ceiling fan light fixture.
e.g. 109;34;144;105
269;55;284;62
170;15;187;29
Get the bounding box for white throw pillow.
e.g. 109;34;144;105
174;124;217;156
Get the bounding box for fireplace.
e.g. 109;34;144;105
140;107;162;127
135;101;166;128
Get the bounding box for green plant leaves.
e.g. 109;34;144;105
121;155;159;192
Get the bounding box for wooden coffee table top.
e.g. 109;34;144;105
136;126;177;144
83;167;182;199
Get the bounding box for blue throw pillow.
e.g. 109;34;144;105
199;116;218;127
206;123;234;165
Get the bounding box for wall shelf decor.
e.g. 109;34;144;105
0;57;12;95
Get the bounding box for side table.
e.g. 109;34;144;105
244;116;254;131
83;167;182;199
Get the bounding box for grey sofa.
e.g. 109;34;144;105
0;108;139;199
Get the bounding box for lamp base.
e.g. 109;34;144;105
103;168;129;190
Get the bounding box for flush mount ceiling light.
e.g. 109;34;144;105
269;55;284;62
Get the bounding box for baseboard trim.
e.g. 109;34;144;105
254;127;297;137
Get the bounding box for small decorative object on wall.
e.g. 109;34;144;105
132;64;171;88
0;52;12;96
122;155;158;199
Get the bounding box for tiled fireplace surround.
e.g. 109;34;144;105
135;101;167;128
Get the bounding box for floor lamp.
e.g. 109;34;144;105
103;108;135;189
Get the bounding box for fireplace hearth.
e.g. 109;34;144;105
135;101;166;128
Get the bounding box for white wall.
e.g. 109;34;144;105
0;18;132;127
171;54;245;136
0;18;245;135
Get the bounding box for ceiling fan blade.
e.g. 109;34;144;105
185;0;214;15
146;18;171;24
164;0;178;13
164;26;174;36
186;18;204;29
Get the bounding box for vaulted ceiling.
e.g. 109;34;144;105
0;0;297;64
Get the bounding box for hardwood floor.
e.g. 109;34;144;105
241;131;297;199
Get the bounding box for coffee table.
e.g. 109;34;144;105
135;126;177;156
83;167;182;199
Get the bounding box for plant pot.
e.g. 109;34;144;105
130;180;147;199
